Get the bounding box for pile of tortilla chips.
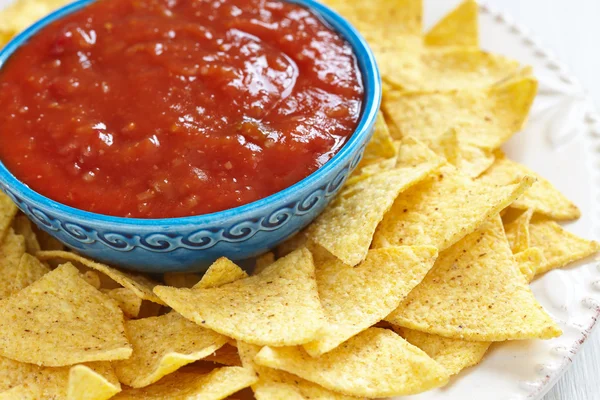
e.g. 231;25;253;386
0;0;598;399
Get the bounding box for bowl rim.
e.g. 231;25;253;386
0;0;381;227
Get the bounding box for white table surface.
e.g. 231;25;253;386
483;1;600;399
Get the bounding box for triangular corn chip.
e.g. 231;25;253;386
386;216;561;341
192;257;248;289
479;154;580;220
515;247;546;283
102;288;143;318
0;263;132;366
304;246;437;356
113;312;228;388
238;341;358;400
398;327;490;376
204;344;242;367
36;250;164;304
254;252;275;275
457;142;495;178
0;229;26;299
14;253;50;292
529;217;600;275
154;249;326;346
163;272;202;288
0;192;17;242
255;328;449;397
373;164;534;251
111;366;257;400
12;215;41;254
384;77;537;150
424;0;478;48
429;128;460;165
307;138;443;266
504;208;534;253
356;112;397;170
0;357;120;400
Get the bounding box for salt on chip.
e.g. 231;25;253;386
304;246;438;356
103;287;143;318
424;0;478;48
163;272;202;288
373;164;534;251
386;216;561;341
0;263;132;366
0;192;17;241
479;153;581;220
113;311;228;388
111;366;257;400
12;215;41;254
398;327;490;376
238;341;358;400
307;138;444;266
515;247;546;283
154;248;326;346
504;208;534;254
254;327;449;398
0;229;26;299
36;250;165;304
192;257;248;289
529;217;600;275
383;77;537;150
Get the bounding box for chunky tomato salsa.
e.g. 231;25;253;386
0;0;363;218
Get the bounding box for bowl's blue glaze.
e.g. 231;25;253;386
0;0;381;273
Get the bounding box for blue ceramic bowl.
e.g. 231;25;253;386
0;0;381;273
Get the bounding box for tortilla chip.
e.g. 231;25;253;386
254;252;275;275
111;366;257;400
0;263;132;366
255;328;449;397
0;192;17;242
479;154;580;220
0;357;120;400
154;248;326;346
82;270;103;290
203;344;242;367
0;0;74;41
504;208;534;253
515;247;546;283
373;164;534;251
192;257;248;289
103;288;143;318
399;327;490;376
356;112;397;170
429;128;460;165
0;229;26;299
36;250;164;305
304;246;437;356
113;312;228;388
308;138;443;266
383;77;537;150
424;0;478;48
458;143;496;178
14;253;50;292
529;217;600;275
34;227;65;251
238;341;358;400
163;272;202;288
386;216;561;341
12;215;41;254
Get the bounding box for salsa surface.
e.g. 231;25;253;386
0;0;363;218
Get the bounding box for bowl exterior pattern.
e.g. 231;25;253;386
0;139;368;272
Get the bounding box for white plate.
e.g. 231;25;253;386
403;1;600;400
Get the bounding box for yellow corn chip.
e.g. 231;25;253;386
529;217;600;275
504;208;534;253
203;344;242;367
192;257;248;289
384;77;537;150
0;229;26;299
154;248;326;346
103;287;143;318
356;112;397;169
479;154;580;220
254;252;275;275
399;327;490;376
515;247;546;283
424;0;478;48
308;138;443;266
68;362;122;400
457;143;495;178
14;253;50;291
36;250;165;305
0;263;132;366
163;272;202;288
0;192;17;241
113;312;228;388
304;246;437;356
386;216;561;341
429;128;460;165
12;215;41;254
111;366;257;400
255;328;449;397
82;270;103;289
373;164;534;251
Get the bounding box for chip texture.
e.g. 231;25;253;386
504;208;533;254
0;192;18;241
424;0;478;48
0;229;27;299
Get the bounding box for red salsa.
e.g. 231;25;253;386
0;0;363;218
